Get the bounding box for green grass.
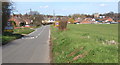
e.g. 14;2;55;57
2;34;22;45
14;27;34;34
2;28;34;45
51;24;118;63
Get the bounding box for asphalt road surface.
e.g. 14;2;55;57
2;25;50;63
0;46;2;64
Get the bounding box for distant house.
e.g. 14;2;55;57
74;17;84;24
80;18;96;24
99;16;105;19
95;17;115;24
9;15;23;26
104;18;115;23
117;20;120;23
22;17;31;24
74;20;78;23
9;14;32;27
94;13;99;18
42;17;55;24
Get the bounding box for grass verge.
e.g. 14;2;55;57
2;27;34;45
51;24;118;63
14;27;34;34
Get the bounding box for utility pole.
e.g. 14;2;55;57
30;8;32;12
29;8;32;15
53;10;55;21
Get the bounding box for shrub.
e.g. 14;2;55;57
68;18;74;24
58;17;68;31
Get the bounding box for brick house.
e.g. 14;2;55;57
9;14;31;27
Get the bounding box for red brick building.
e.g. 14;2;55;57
9;14;31;27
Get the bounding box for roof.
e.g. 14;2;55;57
80;21;92;24
80;18;94;24
98;17;114;21
74;20;78;23
9;16;31;25
117;20;120;22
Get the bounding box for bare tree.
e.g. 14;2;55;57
29;14;44;26
32;15;44;26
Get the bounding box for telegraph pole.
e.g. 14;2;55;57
53;10;55;21
29;8;32;15
30;8;32;12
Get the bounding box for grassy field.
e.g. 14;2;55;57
51;24;118;63
2;28;34;45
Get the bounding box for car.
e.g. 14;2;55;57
25;25;31;27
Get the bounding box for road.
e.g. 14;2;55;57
2;25;50;63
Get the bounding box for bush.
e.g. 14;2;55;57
68;18;74;24
58;17;68;31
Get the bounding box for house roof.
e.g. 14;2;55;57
98;17;114;21
9;16;31;25
106;18;114;21
81;21;92;24
80;18;94;24
74;20;78;23
117;20;120;22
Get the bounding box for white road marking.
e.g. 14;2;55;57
22;26;46;39
35;36;38;38
28;26;43;36
35;26;46;38
21;37;35;39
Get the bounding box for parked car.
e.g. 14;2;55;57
25;25;31;27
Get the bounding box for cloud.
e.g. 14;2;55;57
99;4;106;6
40;5;49;8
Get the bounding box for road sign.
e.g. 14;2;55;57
4;22;14;32
55;22;59;27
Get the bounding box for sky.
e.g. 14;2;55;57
12;2;119;16
10;0;119;2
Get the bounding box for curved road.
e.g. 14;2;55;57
2;25;50;63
